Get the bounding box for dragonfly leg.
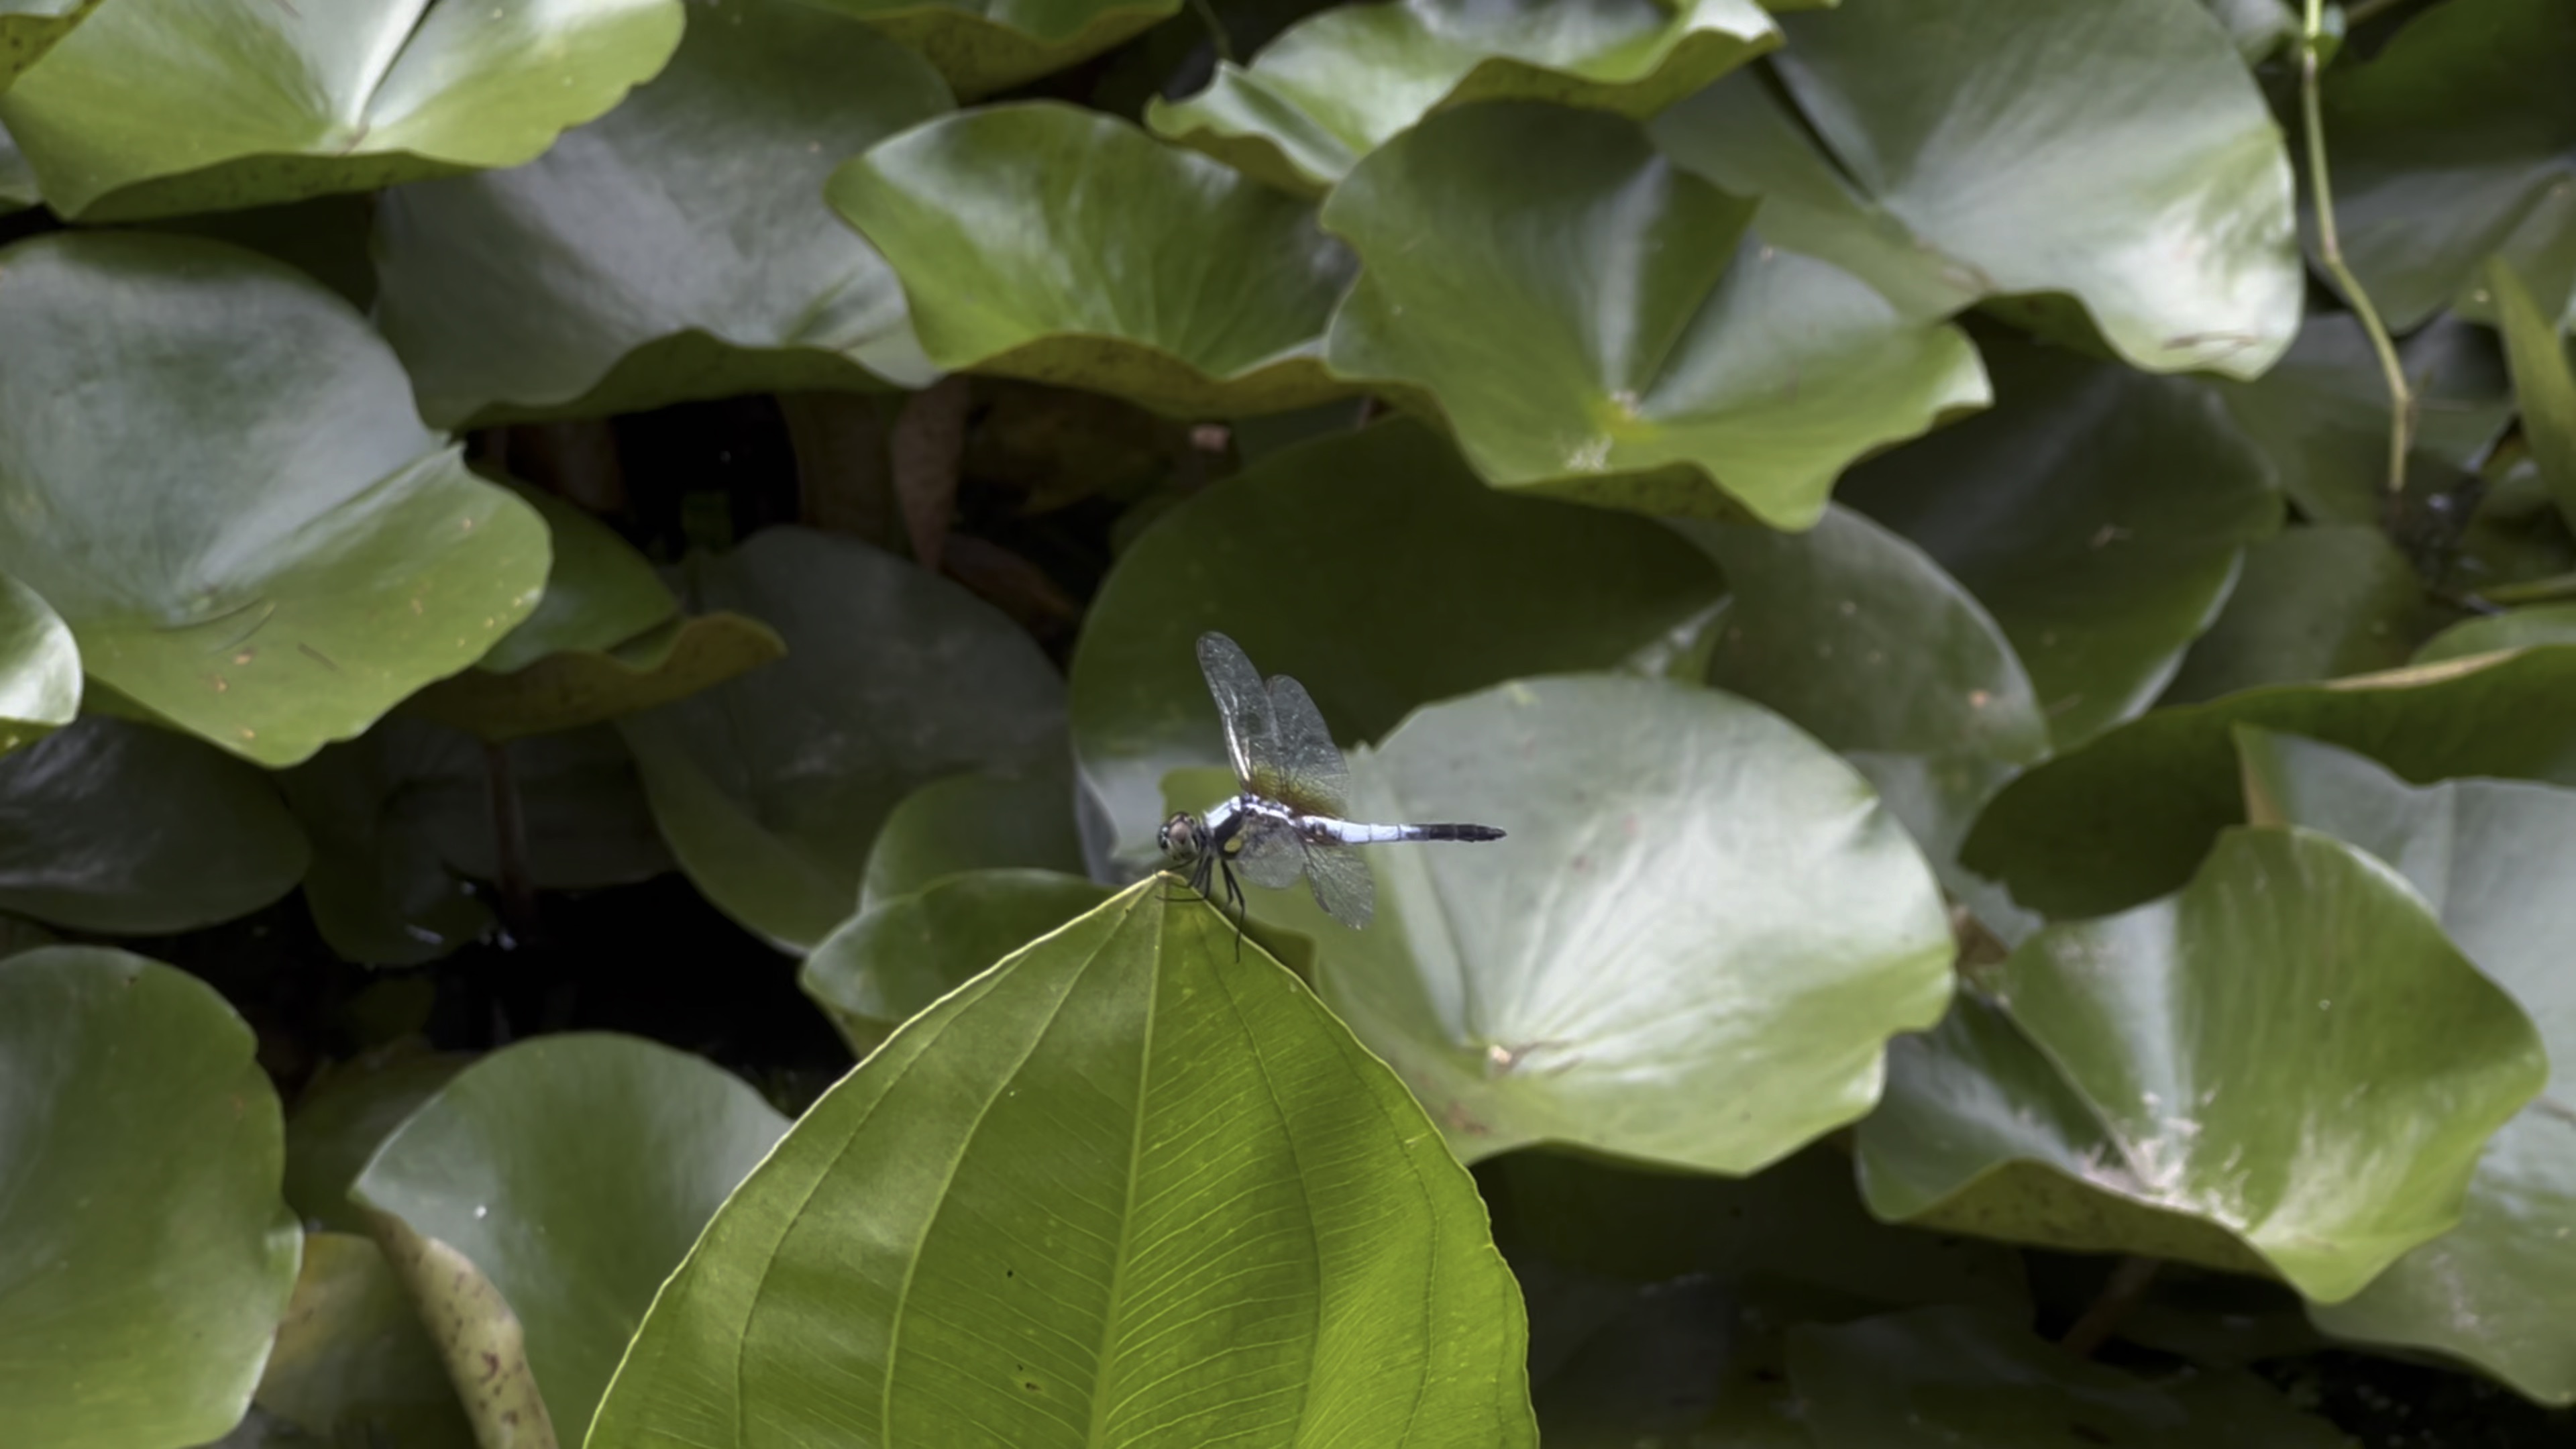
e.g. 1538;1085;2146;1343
1220;859;1247;961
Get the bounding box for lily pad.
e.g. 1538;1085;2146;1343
1320;102;1987;528
1692;505;2049;921
2416;602;2576;663
0;0;97;91
0;716;309;933
254;1232;475;1449
2238;729;2576;1403
857;763;1084;910
2317;0;2576;334
806;0;1179;97
281;1046;474;1234
402;612;787;743
0;0;684;220
476;488;676;676
1654;0;2299;377
1297;674;1951;1172
1962;645;2576;918
352;1034;790;1447
800;867;1111;1054
0;947;301;1449
0;568;76;754
1888;827;2544;1303
375;1;950;429
826;102;1359;418
2158;523;2434;703
2489;258;2576;535
1835;329;2282;749
1788;1305;2351;1448
1069;419;1717;870
0;232;551;766
587;881;1537;1449
618;527;1066;950
1146;0;1779;195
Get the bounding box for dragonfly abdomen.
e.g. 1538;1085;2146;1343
1299;816;1507;845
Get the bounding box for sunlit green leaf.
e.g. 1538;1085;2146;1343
800;867;1110;1054
376;1;949;428
0;569;76;755
1870;828;2545;1303
2319;0;2576;333
0;716;308;933
0;0;101;89
1835;329;2282;749
807;0;1179;97
2239;729;2576;1403
1284;674;1951;1171
1788;1305;2351;1448
0;233;551;765
828;102;1358;417
857;764;1084;910
1321;103;1986;527
476;488;676;676
1963;645;2576;918
1069;419;1717;870
403;612;786;744
619;527;1065;949
2415;602;2576;663
0;947;301;1449
589;881;1537;1448
1147;0;1778;195
1655;0;2301;377
352;1034;790;1446
0;0;683;220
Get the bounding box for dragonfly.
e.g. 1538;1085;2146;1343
1159;631;1505;945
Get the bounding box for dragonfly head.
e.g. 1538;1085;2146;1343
1158;812;1203;863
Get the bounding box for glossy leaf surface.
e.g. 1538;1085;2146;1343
0;569;77;753
2240;730;2576;1402
1299;675;1952;1172
0;0;683;219
352;1034;790;1446
1069;419;1717;869
830;103;1357;417
376;1;950;427
1322;103;1986;527
800;867;1112;1054
2159;523;2433;703
589;881;1538;1448
0;233;551;765
0;947;301;1449
619;527;1066;949
1147;0;1778;194
807;0;1179;96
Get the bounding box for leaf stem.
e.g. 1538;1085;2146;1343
2300;0;2414;522
2059;1255;2161;1359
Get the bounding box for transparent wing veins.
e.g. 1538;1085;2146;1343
1196;632;1278;792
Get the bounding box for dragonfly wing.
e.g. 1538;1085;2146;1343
1300;839;1376;930
1230;812;1309;890
1197;632;1280;790
1261;672;1353;818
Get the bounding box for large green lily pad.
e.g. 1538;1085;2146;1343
473;487;676;676
2158;523;2434;703
1835;329;2282;749
0;568;76;754
1146;0;1778;195
0;716;309;933
800;867;1111;1055
1654;0;2301;378
855;765;1085;910
376;1;950;429
1868;827;2545;1303
806;0;1178;97
1320;102;1986;527
2317;0;2576;334
0;947;301;1449
828;102;1357;418
1962;645;2576;918
1291;675;1951;1172
352;1034;790;1447
1788;1305;2351;1448
588;881;1536;1448
1692;505;2049;932
2239;729;2576;1403
403;612;786;743
0;233;551;766
0;0;683;220
282;1046;474;1235
619;527;1066;950
1069;419;1717;869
